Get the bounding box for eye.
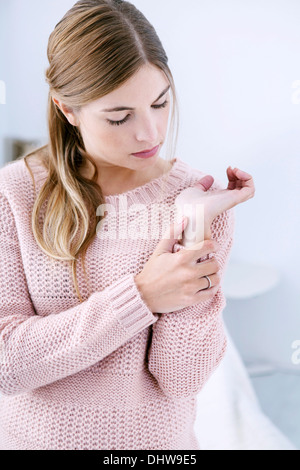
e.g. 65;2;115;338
152;99;169;110
107;115;130;126
107;100;169;126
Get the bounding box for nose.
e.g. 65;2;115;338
134;112;159;144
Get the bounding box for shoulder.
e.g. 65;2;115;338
0;156;25;180
0;147;49;194
0;158;28;199
0;147;49;214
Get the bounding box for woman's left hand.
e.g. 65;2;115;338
193;166;255;229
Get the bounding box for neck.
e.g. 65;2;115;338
80;157;174;197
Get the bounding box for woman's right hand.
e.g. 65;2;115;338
134;218;221;314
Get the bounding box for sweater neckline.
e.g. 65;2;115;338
104;158;188;206
21;155;189;207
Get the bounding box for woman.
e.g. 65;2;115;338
0;0;254;450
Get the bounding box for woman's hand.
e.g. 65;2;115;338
194;167;255;224
134;219;221;314
175;167;255;244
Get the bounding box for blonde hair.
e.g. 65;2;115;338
24;0;179;302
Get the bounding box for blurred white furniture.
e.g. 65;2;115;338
223;260;281;300
224;260;282;377
193;260;296;450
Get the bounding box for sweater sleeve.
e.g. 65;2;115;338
0;192;158;396
147;208;235;399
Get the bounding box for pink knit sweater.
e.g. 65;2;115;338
0;156;234;450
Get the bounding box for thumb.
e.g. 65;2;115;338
154;217;188;255
194;175;214;191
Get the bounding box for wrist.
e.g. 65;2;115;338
204;227;212;240
204;219;213;240
134;274;154;313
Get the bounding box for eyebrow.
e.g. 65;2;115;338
101;85;171;113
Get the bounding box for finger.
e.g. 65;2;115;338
198;272;220;291
195;257;219;276
229;168;251;190
157;217;188;254
190;272;220;295
227;166;237;190
189;272;220;300
228;167;255;201
195;274;220;295
233;169;255;193
227;166;237;180
232;168;253;186
233;168;244;189
233;168;252;179
194;175;214;191
182;239;220;262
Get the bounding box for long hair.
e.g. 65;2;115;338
24;0;179;303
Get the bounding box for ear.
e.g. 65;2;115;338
52;98;79;127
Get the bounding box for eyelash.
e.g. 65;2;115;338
107;100;169;126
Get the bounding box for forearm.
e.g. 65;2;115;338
149;208;235;399
147;293;227;398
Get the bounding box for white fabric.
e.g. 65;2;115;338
194;329;297;450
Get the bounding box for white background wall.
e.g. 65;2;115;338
0;0;300;371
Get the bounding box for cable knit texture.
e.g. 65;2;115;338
0;155;234;450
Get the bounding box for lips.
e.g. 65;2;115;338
132;144;160;158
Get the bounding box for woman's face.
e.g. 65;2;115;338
54;63;171;175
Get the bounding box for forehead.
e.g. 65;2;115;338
90;64;170;109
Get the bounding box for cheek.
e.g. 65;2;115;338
102;128;128;148
83;120;123;149
95;128;132;157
